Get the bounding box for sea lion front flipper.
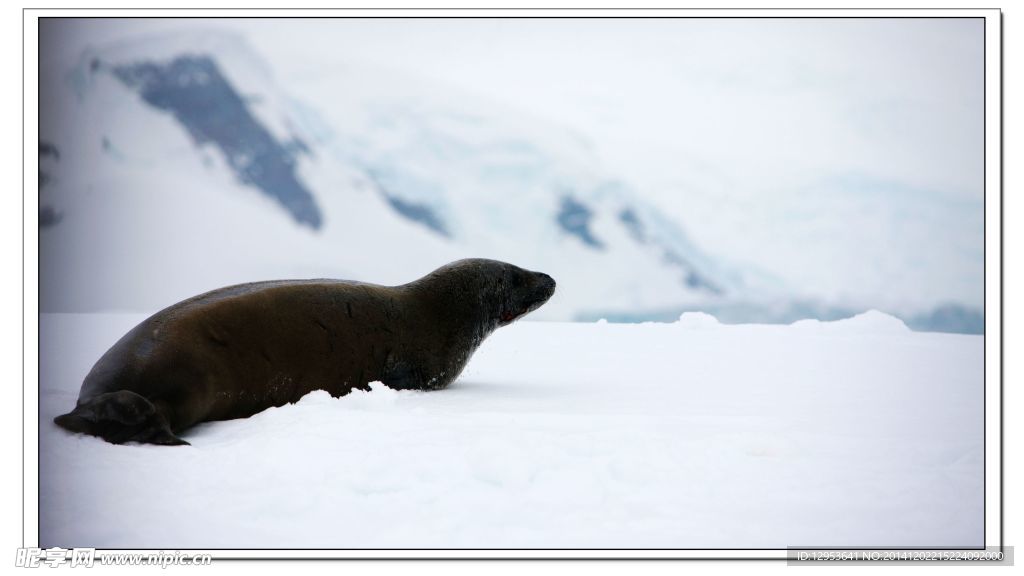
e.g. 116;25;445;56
54;390;190;446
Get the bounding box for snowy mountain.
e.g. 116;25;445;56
39;29;745;321
37;26;982;332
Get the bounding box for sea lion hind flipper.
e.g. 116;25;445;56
53;390;189;447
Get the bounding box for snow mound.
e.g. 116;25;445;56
790;309;911;333
334;381;403;411
676;311;721;329
287;382;404;413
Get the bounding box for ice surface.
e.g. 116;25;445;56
39;313;983;549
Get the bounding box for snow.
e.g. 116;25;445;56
39;312;982;549
676;311;721;329
790;309;912;334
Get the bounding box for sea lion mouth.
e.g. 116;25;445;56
500;304;537;325
500;310;525;324
500;299;540;324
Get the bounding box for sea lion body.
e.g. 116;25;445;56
55;259;556;446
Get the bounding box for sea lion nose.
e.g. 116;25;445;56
537;273;556;293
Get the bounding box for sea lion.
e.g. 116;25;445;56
54;258;556;446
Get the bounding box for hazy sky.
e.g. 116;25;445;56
230;18;984;199
53;17;983;199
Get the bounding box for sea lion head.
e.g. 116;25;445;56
492;260;557;327
414;258;556;330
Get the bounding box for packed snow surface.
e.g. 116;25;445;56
39;312;982;549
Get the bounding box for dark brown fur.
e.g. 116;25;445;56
54;259;555;446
